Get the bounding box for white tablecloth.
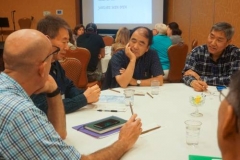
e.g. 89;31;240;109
64;84;222;159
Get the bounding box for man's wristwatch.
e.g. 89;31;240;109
137;80;141;86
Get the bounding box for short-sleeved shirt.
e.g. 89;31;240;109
102;49;164;89
182;44;240;86
0;72;80;159
77;33;105;72
150;34;172;70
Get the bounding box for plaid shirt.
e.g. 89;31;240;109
182;44;240;86
0;73;80;159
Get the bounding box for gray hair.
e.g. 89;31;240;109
211;22;234;40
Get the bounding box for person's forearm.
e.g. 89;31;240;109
137;75;163;86
63;93;87;113
116;59;136;88
46;94;67;139
81;140;128;160
182;75;195;86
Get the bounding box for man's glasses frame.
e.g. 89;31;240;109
42;46;60;62
219;90;240;133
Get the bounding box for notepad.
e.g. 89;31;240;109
189;155;222;160
72;116;127;138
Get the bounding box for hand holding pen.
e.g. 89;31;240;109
190;79;208;92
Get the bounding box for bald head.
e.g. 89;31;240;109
3;29;52;73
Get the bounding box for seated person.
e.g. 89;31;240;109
150;23;172;80
217;70;240;159
73;24;85;45
182;22;240;92
0;29;142;159
77;23;105;82
31;15;101;114
102;26;164;90
152;28;158;36
167;22;183;45
111;27;130;55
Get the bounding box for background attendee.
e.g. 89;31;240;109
182;22;240;92
0;29;142;159
31;15;100;114
167;22;183;44
150;23;172;80
73;24;85;44
77;23;105;82
102;26;164;90
111;27;130;55
217;70;240;159
152;28;158;36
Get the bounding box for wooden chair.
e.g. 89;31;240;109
167;43;188;83
18;17;32;29
102;36;114;46
59;58;82;87
65;47;98;89
191;39;198;50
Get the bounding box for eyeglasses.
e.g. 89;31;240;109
219;90;240;133
42;46;60;62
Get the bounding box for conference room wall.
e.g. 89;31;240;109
0;0;77;40
167;0;240;52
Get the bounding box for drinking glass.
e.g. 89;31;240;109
189;94;205;117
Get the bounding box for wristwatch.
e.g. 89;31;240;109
137;80;141;86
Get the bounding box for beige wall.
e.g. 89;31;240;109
0;0;77;40
1;0;240;48
167;0;240;52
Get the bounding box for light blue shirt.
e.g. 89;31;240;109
0;72;80;159
150;34;172;70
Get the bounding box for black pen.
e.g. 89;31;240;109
97;109;124;112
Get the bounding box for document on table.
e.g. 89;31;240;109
99;95;125;104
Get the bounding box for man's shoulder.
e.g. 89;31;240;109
225;45;240;52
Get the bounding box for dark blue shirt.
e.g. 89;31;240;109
102;49;164;90
31;61;87;114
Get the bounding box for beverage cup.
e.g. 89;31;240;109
124;89;135;106
151;80;160;95
184;120;202;146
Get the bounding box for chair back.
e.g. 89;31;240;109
65;47;91;88
18;17;32;29
167;43;188;82
59;58;82;86
102;36;114;46
192;39;198;49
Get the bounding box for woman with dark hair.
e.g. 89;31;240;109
73;24;85;44
167;22;183;44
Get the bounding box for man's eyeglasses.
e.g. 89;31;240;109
219;90;240;133
42;46;60;62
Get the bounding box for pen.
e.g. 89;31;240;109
97;109;124;112
147;92;153;98
141;126;161;135
109;88;120;93
134;93;145;96
129;103;134;115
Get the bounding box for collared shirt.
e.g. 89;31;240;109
0;72;80;159
102;49;164;90
31;61;87;114
182;44;240;86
